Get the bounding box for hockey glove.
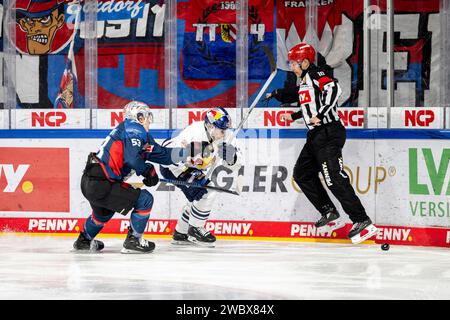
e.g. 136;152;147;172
188;172;209;201
179;168;209;201
184;141;214;169
188;185;208;202
217;142;237;165
142;164;159;187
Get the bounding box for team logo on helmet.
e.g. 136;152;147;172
6;0;76;55
205;107;231;130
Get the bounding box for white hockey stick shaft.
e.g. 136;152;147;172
205;68;278;180
231;69;278;140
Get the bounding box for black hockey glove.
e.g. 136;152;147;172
142;164;159;187
188;186;208;202
218;142;237;165
178;168;209;202
188;170;209;201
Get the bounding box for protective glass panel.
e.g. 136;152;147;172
93;0;166;109
176;0;238;111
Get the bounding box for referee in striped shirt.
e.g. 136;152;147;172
266;43;378;244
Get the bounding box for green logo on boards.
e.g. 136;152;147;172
409;148;450;196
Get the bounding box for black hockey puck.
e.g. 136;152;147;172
381;243;390;251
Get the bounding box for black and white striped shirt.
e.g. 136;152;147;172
272;65;342;131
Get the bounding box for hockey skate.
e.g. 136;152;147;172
171;229;191;245
348;219;379;244
187;225;216;247
73;232;104;252
121;227;155;253
314;210;345;232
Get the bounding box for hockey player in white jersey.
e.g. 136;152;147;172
159;107;241;247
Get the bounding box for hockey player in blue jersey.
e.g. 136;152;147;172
73;101;188;253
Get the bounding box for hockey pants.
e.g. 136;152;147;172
292;122;368;223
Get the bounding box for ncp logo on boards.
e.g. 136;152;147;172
263;110;294;127
31;111;67;127
188;110;208;125
404;110;435;127
338;109;364;127
0;147;70;212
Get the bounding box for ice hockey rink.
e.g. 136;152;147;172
1;234;450;300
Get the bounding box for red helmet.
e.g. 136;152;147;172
288;43;316;63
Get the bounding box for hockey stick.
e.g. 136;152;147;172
160;178;240;196
204;45;278;183
232;45;278;139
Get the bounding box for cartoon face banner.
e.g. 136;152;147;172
11;0;75;55
5;0;164;55
0;0;166;109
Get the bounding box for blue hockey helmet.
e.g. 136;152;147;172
204;107;231;130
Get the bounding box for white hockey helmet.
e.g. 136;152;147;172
123;101;153;124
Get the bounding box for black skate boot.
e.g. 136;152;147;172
73;232;104;252
348;218;378;244
187;225;216;247
171;229;190;245
121;227;155;254
314;209;344;232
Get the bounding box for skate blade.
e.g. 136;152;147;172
171;239;192;246
120;247;155;254
71;249;102;254
350;225;379;244
316;218;345;232
187;236;216;248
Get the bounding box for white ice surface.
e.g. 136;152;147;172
1;235;449;300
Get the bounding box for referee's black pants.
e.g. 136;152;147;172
293;121;368;223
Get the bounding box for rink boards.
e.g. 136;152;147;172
0;129;449;247
1;217;450;248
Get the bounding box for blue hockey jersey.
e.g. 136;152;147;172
96;119;184;181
